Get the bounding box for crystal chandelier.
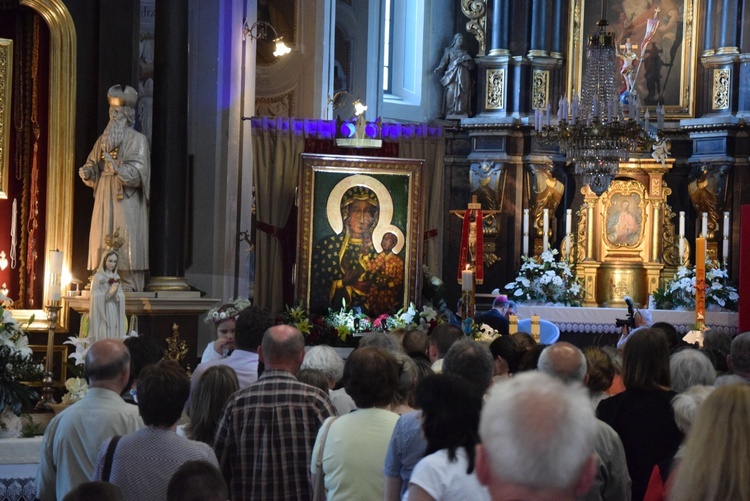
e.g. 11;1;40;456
534;11;662;196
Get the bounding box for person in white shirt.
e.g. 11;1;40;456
36;339;143;501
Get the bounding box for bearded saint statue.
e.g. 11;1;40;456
79;85;151;292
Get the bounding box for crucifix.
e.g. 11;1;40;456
450;195;503;322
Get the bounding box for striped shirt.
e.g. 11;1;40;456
214;369;336;501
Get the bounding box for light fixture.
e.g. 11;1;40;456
242;20;291;57
329;92;382;148
535;4;663;196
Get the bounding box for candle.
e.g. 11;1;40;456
523;209;530;256
695;237;706;328
723;211;730;238
565;209;572;260
679;211;685;263
542;209;549;251
701;212;708;237
462;265;473;292
49;250;63;301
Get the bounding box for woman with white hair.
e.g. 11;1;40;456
669;349;716;393
301;345;355;415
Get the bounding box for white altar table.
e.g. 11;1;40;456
0;436;42;501
516;305;738;337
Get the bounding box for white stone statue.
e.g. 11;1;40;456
79;85;150;291
89;249;127;341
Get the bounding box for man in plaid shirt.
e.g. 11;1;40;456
213;325;336;500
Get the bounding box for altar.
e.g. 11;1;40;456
0;436;42;501
514;305;739;347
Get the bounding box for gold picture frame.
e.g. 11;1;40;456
566;0;699;118
296;154;424;317
28;344;69;385
0;38;11;199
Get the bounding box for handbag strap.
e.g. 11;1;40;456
313;417;337;501
102;435;122;482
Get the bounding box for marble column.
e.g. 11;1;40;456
550;0;565;59
147;0;190;291
529;0;549;57
489;0;510;55
702;0;716;55
717;0;739;52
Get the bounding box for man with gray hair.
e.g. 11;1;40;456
538;342;631;501
728;332;750;381
443;338;494;394
36;339;143;500
476;372;598;501
669;349;716;392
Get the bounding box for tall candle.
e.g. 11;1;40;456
461;265;473;292
695;237;706;328
678;211;685;262
723;211;730;238
565;209;572;260
542;209;549;251
522;209;530;256
49;250;63;301
723;211;730;263
701;212;708;237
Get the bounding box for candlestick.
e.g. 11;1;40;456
523;209;530;257
678;211;685;263
723;211;730;264
701;212;708;238
565;209;572;235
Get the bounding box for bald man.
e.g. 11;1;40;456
538;343;631;501
214;325;336;500
37;339;143;500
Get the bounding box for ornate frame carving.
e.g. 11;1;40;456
0;39;11;199
11;0;76;330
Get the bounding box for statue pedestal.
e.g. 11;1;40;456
63;293;219;369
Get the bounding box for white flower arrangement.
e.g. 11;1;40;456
653;263;739;311
60;377;88;405
1;297;44;416
503;249;585;306
472;323;500;343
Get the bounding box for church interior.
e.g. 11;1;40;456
0;0;748;377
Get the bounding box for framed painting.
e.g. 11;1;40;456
566;0;699;118
27;345;68;386
296;154;424;317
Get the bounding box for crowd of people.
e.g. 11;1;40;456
34;300;750;501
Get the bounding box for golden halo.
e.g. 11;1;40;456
372;224;406;254
326;174;393;235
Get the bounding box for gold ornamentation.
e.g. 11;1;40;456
461;0;486;55
0;39;11;199
712;69;730;110
165;323;189;364
486;69;505;109
532;70;549;110
601;180;648;249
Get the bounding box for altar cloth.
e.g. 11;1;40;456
515;305;738;337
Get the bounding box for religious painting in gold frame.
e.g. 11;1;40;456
566;0;699;118
296;154;423;317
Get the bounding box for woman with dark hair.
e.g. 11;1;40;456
407;373;488;501
311;346;399;500
93;360;218;500
488;336;522;381
596;328;682;501
183;364;239;445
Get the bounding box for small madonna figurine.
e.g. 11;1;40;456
202;297;250;363
89;249;127;341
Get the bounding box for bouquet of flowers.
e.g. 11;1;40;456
652;263;739;311
504;249;585;306
0;300;44;417
278;301;443;346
